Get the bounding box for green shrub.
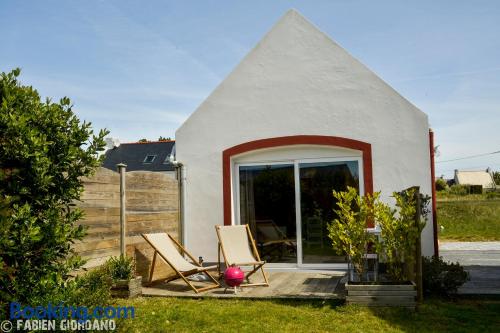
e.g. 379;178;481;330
449;184;468;195
107;255;135;281
35;265;113;306
486;191;500;200
422;256;469;296
449;184;484;195
493;171;500;186
68;266;113;306
0;69;108;315
435;178;448;191
22;266;112;330
327;187;378;282
376;188;426;282
329;187;428;283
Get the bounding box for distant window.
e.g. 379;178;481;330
143;155;156;164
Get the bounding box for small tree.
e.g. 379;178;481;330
435;178;448;191
327;187;378;282
158;136;171;141
330;187;427;283
138;138;149;143
0;69;108;313
493;171;500;186
376;188;426;282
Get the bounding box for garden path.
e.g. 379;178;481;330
440;241;500;294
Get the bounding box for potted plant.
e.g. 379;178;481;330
376;188;426;283
328;187;426;309
327;187;378;282
107;255;142;298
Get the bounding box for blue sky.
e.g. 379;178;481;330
1;0;499;177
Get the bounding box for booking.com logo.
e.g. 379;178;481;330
1;302;135;332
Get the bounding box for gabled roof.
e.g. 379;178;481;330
455;170;496;188
176;9;427;137
102;141;176;172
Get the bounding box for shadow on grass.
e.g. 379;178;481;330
266;298;345;309
364;296;500;332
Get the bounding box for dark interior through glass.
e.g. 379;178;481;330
238;160;360;265
239;164;297;264
299;161;359;264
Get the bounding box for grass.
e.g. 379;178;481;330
113;297;500;333
437;193;500;241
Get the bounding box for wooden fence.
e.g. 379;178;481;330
74;167;179;281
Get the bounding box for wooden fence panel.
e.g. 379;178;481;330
75;167;179;281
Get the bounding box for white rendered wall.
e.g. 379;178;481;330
175;10;434;262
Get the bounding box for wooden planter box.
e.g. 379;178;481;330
346;281;416;309
111;276;142;298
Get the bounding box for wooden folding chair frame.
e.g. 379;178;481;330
142;233;220;293
215;225;269;288
256;219;297;260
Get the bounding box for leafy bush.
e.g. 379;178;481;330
376;188;426;282
69;266;113;306
449;184;483;195
486;191;500;200
493;171;500;186
435;178;448;191
422;256;469;296
329;187;428;283
19;266;113;330
0;69;108;315
328;187;378;282
37;265;113;307
107;255;135;281
449;184;468;195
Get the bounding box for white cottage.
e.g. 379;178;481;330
176;10;438;268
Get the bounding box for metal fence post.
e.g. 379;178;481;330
117;163;127;257
414;186;423;302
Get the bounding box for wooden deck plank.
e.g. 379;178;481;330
238;272;285;297
141;271;344;299
301;275;338;297
280;273;312;296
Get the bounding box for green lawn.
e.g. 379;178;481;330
437;196;500;241
114;297;500;332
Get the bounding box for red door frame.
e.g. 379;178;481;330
222;135;373;226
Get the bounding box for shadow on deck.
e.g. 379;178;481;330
142;271;346;300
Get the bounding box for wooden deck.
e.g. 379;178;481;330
142;271;345;299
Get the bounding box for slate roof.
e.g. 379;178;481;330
102;141;176;172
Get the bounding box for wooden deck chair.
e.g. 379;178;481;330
142;233;220;293
256;219;297;259
215;225;269;287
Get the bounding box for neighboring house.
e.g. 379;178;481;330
102;141;176;178
175;10;437;266
454;169;496;190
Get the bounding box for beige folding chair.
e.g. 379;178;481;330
256;219;297;259
142;233;220;293
215;225;269;287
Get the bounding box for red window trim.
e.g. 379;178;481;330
429;130;439;257
222;135;373;226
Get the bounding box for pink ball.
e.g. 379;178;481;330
224;266;245;287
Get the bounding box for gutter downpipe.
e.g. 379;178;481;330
175;163;185;246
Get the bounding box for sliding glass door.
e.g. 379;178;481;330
237;158;361;268
239;164;297;264
299;161;360;265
